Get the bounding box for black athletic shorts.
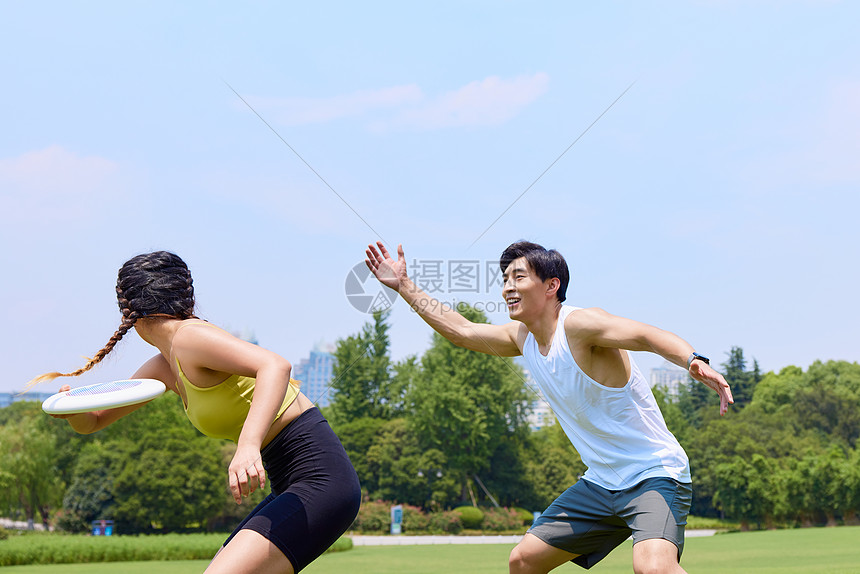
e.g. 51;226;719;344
528;476;692;569
223;407;361;572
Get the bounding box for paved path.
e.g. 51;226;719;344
0;518;48;531
351;530;717;546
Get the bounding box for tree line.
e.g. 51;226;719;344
659;352;860;530
1;307;858;532
0;389;262;533
326;310;860;531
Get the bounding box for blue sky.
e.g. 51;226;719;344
2;1;858;395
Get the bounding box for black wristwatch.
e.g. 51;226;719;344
687;352;710;369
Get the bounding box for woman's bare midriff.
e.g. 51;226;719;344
262;391;315;448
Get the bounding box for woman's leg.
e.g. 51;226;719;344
205;529;294;574
209;408;360;573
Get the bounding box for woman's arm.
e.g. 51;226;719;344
172;324;292;504
50;354;175;433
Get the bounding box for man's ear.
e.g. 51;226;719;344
545;277;560;298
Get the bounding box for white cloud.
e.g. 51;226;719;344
384;73;550;131
251;84;423;126
0;146;119;224
247;73;550;131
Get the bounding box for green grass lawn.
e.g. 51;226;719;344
1;527;858;573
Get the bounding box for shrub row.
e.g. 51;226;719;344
350;501;534;534
0;532;352;566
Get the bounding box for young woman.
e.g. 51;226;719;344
33;251;360;574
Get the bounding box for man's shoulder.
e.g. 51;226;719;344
510;320;530;350
563;306;609;330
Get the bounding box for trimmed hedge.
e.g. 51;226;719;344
453;506;485;529
480;507;522;531
0;532;352;566
427;510;463;534
511;507;536;526
350;500;540;534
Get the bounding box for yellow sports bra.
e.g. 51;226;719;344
174;336;300;442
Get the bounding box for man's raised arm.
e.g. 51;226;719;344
365;242;523;357
565;307;734;415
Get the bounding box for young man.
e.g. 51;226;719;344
365;241;732;574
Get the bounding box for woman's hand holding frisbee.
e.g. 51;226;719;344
47;385;76;419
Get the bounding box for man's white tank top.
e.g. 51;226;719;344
522;305;691;490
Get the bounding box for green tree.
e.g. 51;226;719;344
482;437;536;509
333;416;387;495
208;441;269;531
782;454;819;526
752;365;804;415
94;395;226;532
0;400;43;426
520;423;586;511
53;392;236;533
722;347;759;408
653;386;692;445
682;404;814;518
839;448;860;525
676;372;715;426
112;430;224;532
389;355;420;417
713;454;778;530
792;361;860;447
0;415;64;529
408;305;530;505
58;441;119;532
329;311;395;424
365;418;458;508
816;444;850;526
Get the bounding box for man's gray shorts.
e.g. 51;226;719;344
528;476;692;569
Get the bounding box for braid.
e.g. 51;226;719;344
183;269;197;319
22;313;138;392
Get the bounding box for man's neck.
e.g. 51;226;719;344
525;302;563;350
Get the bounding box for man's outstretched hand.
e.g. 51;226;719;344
366;242;408;293
689;361;734;416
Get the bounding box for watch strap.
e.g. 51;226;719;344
687;352;710;369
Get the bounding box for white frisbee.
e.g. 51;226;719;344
42;379;167;415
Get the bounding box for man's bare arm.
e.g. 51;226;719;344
566;307;734;415
366;242;523;357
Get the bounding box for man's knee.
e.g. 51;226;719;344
509;544;530;573
632;539;684;574
633;561;683;574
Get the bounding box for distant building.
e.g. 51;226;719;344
293;343;335;407
515;357;556;431
650;362;689;399
0;392;55;409
528;390;556;431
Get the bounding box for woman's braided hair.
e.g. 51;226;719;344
25;251;197;390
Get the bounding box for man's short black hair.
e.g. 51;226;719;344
500;241;569;303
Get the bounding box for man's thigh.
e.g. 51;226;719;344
510;533;579;574
617;477;692;559
527;479;632;569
